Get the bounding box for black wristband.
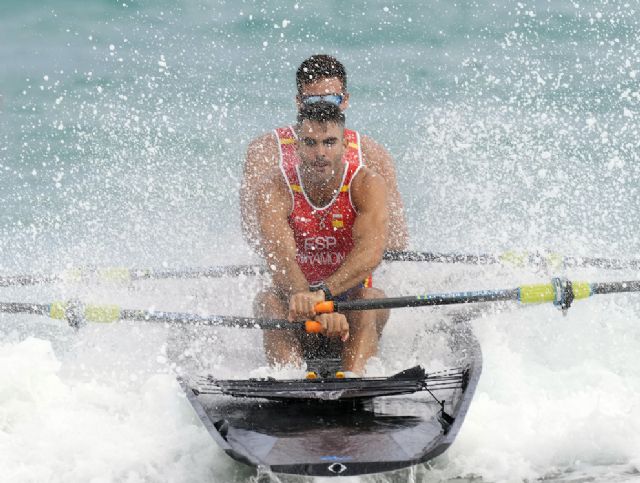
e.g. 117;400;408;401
309;281;333;301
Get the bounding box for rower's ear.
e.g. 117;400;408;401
293;124;300;149
340;92;350;111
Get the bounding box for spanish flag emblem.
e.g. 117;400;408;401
331;213;344;229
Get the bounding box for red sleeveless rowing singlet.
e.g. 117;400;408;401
275;126;371;288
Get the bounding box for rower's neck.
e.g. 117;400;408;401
300;165;345;207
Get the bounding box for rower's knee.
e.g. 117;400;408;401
347;286;385;300
348;287;389;335
255;289;301;364
253;288;286;318
364;287;386;300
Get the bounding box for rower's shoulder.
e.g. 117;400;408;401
253;159;288;191
350;165;387;215
357;133;398;179
244;131;280;185
255;166;290;207
358;133;388;154
246;131;279;157
352;165;385;192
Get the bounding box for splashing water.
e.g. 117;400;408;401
2;1;640;482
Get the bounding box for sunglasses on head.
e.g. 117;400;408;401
300;93;344;106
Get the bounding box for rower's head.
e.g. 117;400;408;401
295;55;350;112
295;101;348;184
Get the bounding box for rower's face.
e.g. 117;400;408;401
296;120;348;184
296;77;350;112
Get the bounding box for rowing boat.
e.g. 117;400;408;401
180;317;482;477
4;274;640;475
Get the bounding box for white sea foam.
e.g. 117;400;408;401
0;338;219;483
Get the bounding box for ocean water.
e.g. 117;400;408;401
1;1;640;482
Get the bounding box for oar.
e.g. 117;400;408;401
384;250;640;270
4;278;637;332
2;251;639;288
0;265;269;287
0;300;322;333
314;278;640;314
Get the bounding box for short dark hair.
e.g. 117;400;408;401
296;101;345;128
296;55;347;94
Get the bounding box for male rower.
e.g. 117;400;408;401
253;101;389;376
241;54;408;253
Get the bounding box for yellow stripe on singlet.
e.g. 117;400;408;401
348;142;358;149
291;184;303;193
340;184;349;192
280;138;295;145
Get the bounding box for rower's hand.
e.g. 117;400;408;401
289;290;324;321
315;313;349;342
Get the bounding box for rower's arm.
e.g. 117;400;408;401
325;169;389;296
361;135;409;250
241;132;280;252
255;171;309;298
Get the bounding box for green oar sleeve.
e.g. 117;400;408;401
518;282;591;304
49;301;122;322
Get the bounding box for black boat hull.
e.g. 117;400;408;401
182;321;482;476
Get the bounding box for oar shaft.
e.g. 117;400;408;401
317;277;640;314
1;300;321;333
383;250;498;264
0;265;268;287
565;256;640;270
117;309;291;330
119;310;321;332
0;275;60;287
319;288;520;312
0;302;51;316
130;265;269;281
590;281;640;295
387;250;640;270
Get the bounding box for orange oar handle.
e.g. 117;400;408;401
314;301;335;313
304;320;323;333
305;301;336;333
